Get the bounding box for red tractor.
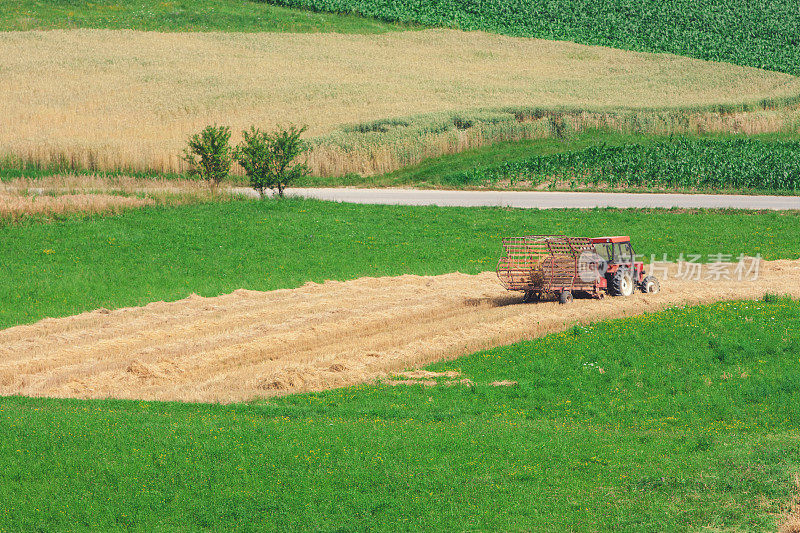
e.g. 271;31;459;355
497;235;660;303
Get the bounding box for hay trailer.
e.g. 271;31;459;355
496;235;660;303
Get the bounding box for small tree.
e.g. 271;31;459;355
182;125;233;192
235;125;309;198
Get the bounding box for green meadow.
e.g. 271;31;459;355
0;0;409;33
2;298;798;530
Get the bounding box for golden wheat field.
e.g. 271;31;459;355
1;259;798;403
1;28;799;174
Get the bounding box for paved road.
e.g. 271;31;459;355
233;187;800;210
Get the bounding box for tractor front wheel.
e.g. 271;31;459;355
610;270;634;297
640;275;661;294
559;290;573;304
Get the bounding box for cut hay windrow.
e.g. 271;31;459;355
1;260;798;403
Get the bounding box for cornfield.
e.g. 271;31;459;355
262;0;800;75
446;138;800;192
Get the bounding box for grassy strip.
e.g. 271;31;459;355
9;131;800;196
261;0;800;75
0;156;187;183
1;298;798;530
0;0;409;32
309;106;800;177
1;198;799;329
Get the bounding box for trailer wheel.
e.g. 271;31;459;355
611;270;634;297
559;290;573;304
522;290;540;303
640;275;660;294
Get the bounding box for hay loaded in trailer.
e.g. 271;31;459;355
497;235;660;303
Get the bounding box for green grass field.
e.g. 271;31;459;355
2;199;799;329
0;0;408;32
2;298;798;530
2;200;799;530
3;2;798;530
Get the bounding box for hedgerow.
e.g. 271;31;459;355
259;0;800;75
445;138;800;191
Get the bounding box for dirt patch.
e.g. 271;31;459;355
0;260;798;403
386;371;474;387
397;370;462;380
490;381;518;387
780;475;800;533
388;379;438;387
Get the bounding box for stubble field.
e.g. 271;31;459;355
0;174;223;222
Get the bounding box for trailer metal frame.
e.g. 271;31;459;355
497;235;602;300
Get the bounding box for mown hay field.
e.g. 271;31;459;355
1;29;799;174
2;260;798;403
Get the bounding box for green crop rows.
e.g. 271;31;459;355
442;138;800;192
260;0;800;75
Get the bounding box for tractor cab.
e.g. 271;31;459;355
588;236;656;296
591;236;637;267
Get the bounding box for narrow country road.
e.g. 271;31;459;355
234;187;800;210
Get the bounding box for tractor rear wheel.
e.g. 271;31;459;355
611;270;634;297
559;290;573;304
640;275;660;294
